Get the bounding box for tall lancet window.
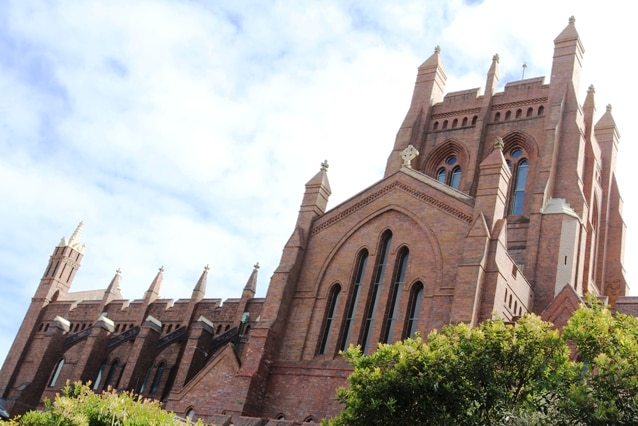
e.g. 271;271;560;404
339;250;368;351
318;284;341;355
404;282;424;338
49;358;65;387
381;247;409;343
506;148;529;215
361;231;392;353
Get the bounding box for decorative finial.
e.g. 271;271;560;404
588;84;595;93
320;160;329;171
434;45;441;54
254;262;260;270
492;53;499;63
606;104;612;112
494;137;504;151
159;266;164;273
116;268;122;275
204;264;210;272
521;62;527;79
569;16;575;25
67;221;85;252
400;145;419;168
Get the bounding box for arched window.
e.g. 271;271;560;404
505;148;528;215
93;360;107;391
340;250;368;351
538;105;544;116
139;366;152;394
304;416;316;423
526;107;533;117
150;362;165;395
462;117;468;127
382;248;409;343
404;282;424;338
452;118;458;128
433;121;439;130
505;110;511;120
103;359;120;390
472;115;478;125
516;109;522;119
362;231;392;353
186;408;195;421
495;112;501;122
442;120;448;129
436;155;462;190
49;358;65;387
318;284;341;354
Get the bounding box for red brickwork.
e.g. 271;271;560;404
0;19;635;424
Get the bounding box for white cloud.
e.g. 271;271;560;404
1;0;637;372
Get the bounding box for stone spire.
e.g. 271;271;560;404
242;262;259;299
106;268;122;293
299;161;332;219
385;45;447;176
485;53;500;96
144;266;164;304
58;221;86;253
191;265;209;303
583;84;596;140
99;268;123;312
551;15;584;95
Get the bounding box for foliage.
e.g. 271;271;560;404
4;381;203;426
324;314;572;426
324;298;638;426
560;296;638;425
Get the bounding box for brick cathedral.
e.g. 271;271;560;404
1;17;634;424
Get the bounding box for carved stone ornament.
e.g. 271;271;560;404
400;144;419;168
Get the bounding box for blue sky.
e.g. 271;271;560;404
1;0;637;368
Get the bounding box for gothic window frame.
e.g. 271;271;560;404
424;140;468;192
150;361;166;395
318;283;342;355
404;282;424;339
93;359;107;391
339;249;369;351
48;358;65;388
381;246;410;344
501;132;537;217
505;147;529;215
361;230;393;354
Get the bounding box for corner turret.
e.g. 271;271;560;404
385;46;447;176
144;267;164;305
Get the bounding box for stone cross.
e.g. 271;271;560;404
400;144;419;168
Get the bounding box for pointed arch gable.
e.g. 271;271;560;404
311;206;445;300
421;139;471;178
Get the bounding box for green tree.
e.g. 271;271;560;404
4;381;203;426
560;296;638;425
324;314;574;426
325;299;638;426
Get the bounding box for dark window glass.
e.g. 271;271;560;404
319;284;341;354
382;248;409;343
340;251;368;351
362;232;392;353
511;159;528;214
49;358;65;387
150;363;165;395
450;166;462;190
405;283;424;338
